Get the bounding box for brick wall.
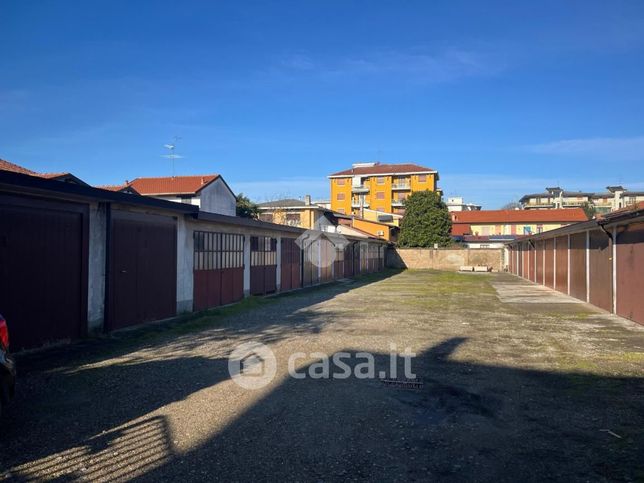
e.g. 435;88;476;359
387;248;504;271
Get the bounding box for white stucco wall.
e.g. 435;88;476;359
200;178;236;216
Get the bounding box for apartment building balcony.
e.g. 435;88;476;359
352;200;369;208
391;183;411;190
524;200;554;208
391;199;405;207
351;185;369;193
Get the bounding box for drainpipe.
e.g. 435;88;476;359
586;230;590;303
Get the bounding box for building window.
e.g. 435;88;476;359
376;176;385;185
336;193;345;201
194;231;244;270
336;178;345;186
250;236;277;266
259;213;273;223
417;174;427;182
537;224;543;234
337;208;345;214
285;213;301;226
376;208;385;212
375;191;385;200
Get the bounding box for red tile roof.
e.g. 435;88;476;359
0;159;37;175
329;163;436;177
39;172;70;179
96;184;129;191
450;223;472;236
598;201;644;219
451;208;588;224
127;174;220;195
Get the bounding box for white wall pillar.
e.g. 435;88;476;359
87;202;107;332
612;226;617;314
567;234;571;295
553;236;557;288
586;230;590;303
176;216;194;313
276;236;282;291
243;234;251;296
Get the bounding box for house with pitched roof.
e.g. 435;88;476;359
125;174;236;216
328;162;439;217
451;208;589;238
0;158;87;185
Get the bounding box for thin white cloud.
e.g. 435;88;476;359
527;136;644;161
273;47;505;85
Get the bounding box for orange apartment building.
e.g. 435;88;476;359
328;162;439;217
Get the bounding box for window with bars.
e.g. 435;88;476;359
194;231;244;270
251;236;277;266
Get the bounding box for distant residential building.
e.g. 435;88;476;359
259;195;398;241
258;196;328;229
446;196;481;212
314;199;331;209
127;174;236;216
328;162;439;217
460;235;516;249
360;207;404;226
451;208;588;237
520;186;644;214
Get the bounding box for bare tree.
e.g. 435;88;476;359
501;201;521;210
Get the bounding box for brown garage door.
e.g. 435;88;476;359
343;243;355;278
535;240;544;285
569;232;587;301
544;238;554;288
0;194;88;350
353;242;361;275
302;238;319;287
616;222;644;325
281;238;301;292
528;244;536;281
555;236;568;293
108;211;177;331
319;238;333;283
250;236;277;295
193;231;244;310
333;246;344;280
588;230;612;313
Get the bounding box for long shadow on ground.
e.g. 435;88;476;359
135;338;643;482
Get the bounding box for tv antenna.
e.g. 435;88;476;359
162;136;184;177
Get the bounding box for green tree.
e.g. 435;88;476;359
398;191;452;247
580;202;596;219
236;193;260;218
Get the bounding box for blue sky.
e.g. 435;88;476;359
1;1;644;208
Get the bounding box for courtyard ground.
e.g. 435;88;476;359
1;270;643;482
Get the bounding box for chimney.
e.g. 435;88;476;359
201;177;205;185
304;195;311;206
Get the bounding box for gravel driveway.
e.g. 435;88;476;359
1;270;643;482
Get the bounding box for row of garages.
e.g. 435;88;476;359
506;203;644;326
0;171;388;351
